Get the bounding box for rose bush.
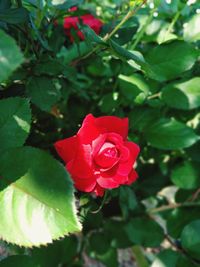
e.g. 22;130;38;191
63;12;103;42
55;114;140;196
0;0;200;266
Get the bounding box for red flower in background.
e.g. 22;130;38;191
63;11;103;42
54;114;140;197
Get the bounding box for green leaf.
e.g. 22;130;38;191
167;207;200;239
99;93;119;113
104;219;132;248
145;41;198;82
26;76;61;111
87;231;118;267
50;0;83;9
119;74;141;100
151;249;179;267
132;245;149;267
82;25;105;45
144;118;199;150
162;77;200;110
181;220;200;260
119;74;149;97
119;186;138;218
57;42;91;64
89;231;110;255
125;217;164;247
108;39;147;70
183;14;200;42
129;107;160;132
186;141;200;162
31;236;78;266
119;74;149;104
0;29;24;82
0;146;81;247
98;248;118;267
176;254;197;267
33;59;65;76
171;161;200;189
0;255;39;267
0;97;31;151
0;7;29;24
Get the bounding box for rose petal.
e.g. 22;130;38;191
97;176;119;189
94;116;129;139
92;134;107;156
117;141;140;176
119;145;130;162
126;169;138;185
100;167;128;184
125;141;140;162
93;184;105;197
78;114;102;144
68;141;94;178
63;16;79;29
72;175;96;192
54;136;77;163
106;132;123;145
82;14;103;34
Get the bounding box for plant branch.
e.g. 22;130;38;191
90;190;110;214
147;92;161;100
132;7;155;49
103;0;147;42
162;11;180;42
76;0;147;62
148;202;200;214
190;188;200;201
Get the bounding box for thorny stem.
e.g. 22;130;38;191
77;0;147;62
147;92;161;100
165;234;200;265
90;190;109;214
148;201;200;214
190;188;200;202
162;11;181;43
103;0;147;42
132;7;156;49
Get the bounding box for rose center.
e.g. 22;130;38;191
94;142;119;169
103;147;118;158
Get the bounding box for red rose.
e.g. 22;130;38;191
54;114;140;196
63;13;103;42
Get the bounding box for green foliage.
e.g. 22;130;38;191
0;30;24;82
144;118;199;150
0;147;81;247
171;161;200;189
145;41;198;81
31;236;79;266
125;217;164;247
181;220;200;260
151;250;179;267
0;97;31;151
0;7;29;24
26;77;61;111
183;14;200;42
0;255;39;267
0;0;200;266
162;77;200;110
